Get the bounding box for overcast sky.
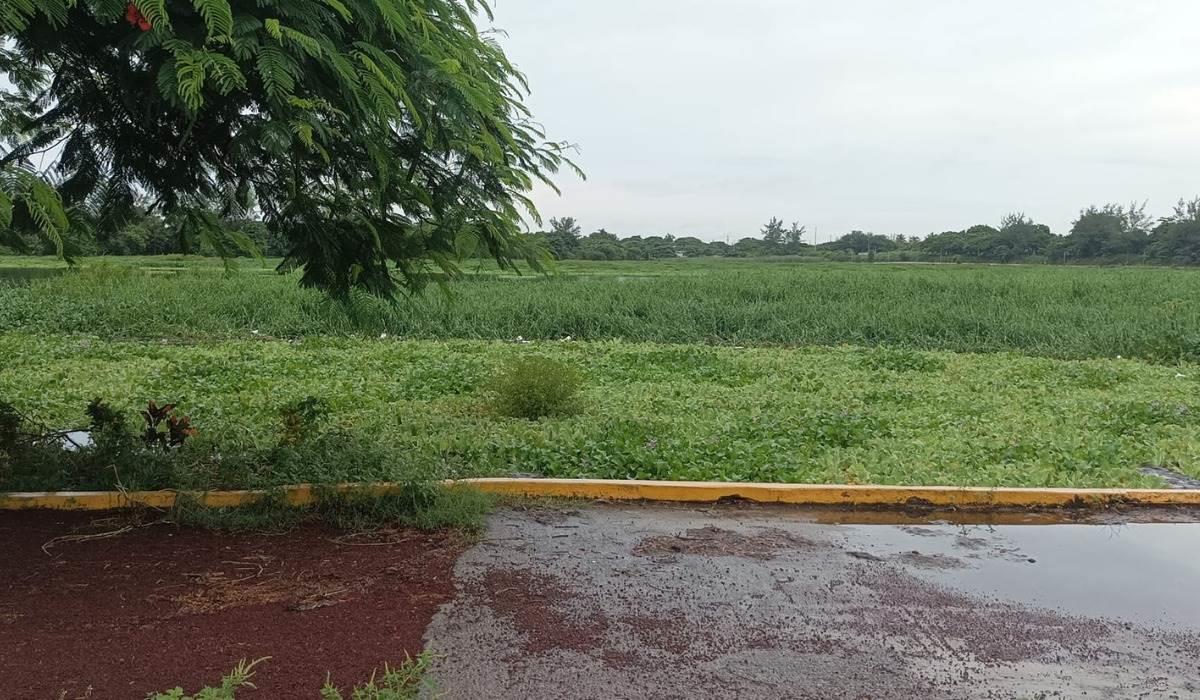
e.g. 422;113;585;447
490;1;1200;242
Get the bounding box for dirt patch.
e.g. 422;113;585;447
633;526;817;560
480;567;609;655
616;612;697;658
893;550;970;570
164;559;368;615
0;510;468;699
477;566;767;666
852;564;1115;666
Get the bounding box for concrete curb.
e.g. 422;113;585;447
2;478;1200;511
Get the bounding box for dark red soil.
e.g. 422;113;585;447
0;510;468;699
480;567;609;656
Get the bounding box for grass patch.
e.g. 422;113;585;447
166;491;310;533
167;486;494;534
3;333;1196;490
3;256;1200;361
146;653;434;699
321;653;434;699
2;257;1198;491
858;347;946;373
148;657;267;700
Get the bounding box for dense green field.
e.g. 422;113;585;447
2;255;1198;361
1;256;1197;491
2;334;1196;491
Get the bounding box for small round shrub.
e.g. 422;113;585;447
490;356;582;420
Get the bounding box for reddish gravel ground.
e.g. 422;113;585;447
0;510;468;699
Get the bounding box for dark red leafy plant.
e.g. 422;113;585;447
124;3;151;31
142;401;195;448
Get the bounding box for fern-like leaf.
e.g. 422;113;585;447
282;27;322;57
0;189;12;229
173;49;208;112
192;0;233;39
264;17;282;40
320;0;352;22
132;0;171;31
255;44;296;102
205;52;247;94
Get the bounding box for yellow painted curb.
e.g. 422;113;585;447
2;478;1200;511
464;479;1200;508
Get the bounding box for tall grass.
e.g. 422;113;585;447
1;258;1197;361
3;334;1196;489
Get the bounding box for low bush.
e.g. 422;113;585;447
0;396;492;532
490;355;582;420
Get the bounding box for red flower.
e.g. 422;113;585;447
125;3;151;31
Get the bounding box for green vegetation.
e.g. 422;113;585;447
1;257;1196;492
2;258;1198;362
490;356;582;420
533;202;1200;265
168;487;494;533
147;654;432;699
2;332;1197;490
148;659;266;700
319;655;434;700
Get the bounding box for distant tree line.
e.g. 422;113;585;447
534;197;1200;265
0;199;291;258
5;197;1200;267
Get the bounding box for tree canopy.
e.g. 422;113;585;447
521;201;1200;265
1;0;578;297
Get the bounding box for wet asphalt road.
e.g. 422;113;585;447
423;503;1200;699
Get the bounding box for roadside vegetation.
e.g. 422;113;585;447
2;329;1196;491
148;654;433;699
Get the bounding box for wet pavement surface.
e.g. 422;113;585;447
424;503;1200;699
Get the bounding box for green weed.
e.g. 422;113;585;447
490;355;583;420
145;654;433;700
2;334;1194;489
1103;400;1198;434
799;409;885;448
320;654;433;700
147;658;267;699
279;395;332;445
168;486;493;534
859;348;946;373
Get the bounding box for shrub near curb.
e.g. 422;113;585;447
490;356;582;420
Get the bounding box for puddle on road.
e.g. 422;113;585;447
841;522;1200;629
